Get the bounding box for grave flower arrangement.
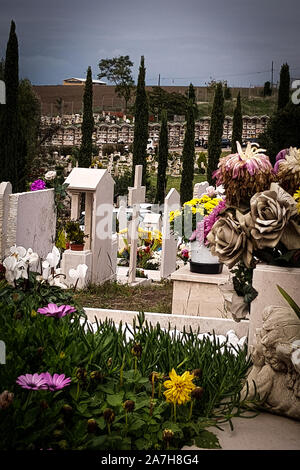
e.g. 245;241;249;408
169;193;224;244
118;228;162;270
205;143;300;319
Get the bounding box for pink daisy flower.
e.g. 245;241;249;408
16;373;48;390
41;372;71;391
37;303;76;319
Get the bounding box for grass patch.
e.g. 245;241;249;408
74;280;173;314
198;96;276;117
150;173;207;195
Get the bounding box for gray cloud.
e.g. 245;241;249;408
0;0;299;86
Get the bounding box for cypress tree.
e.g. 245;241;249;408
278;63;290;110
231;92;243;153
0;21;25;192
78;66;94;168
207;82;224;185
180;98;195;205
132;56;148;186
155;109;168;205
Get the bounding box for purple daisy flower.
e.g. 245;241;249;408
37;303;76;319
16;373;48;390
30;179;46;191
41;372;71;391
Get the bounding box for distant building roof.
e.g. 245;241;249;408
63;77;106;85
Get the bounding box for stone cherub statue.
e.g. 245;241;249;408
242;304;300;419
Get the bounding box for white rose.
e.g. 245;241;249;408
44;170;57;181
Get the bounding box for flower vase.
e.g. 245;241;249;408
189;241;223;274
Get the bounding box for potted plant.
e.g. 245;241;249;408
65;220;88;251
169;189;225;274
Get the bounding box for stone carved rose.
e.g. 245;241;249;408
242;304;300;419
207;211;253;268
246;183;299;250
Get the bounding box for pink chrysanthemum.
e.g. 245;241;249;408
190;199;226;244
16;373;48;390
213;142;273;206
41;372;71;391
273;148;288;174
37;303;76;318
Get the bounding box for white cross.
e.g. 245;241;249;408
128;165;146;284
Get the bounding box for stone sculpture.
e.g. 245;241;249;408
243;304;300;419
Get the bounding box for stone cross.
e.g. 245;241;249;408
193;181;209;199
128;165;146;284
160;188;180;278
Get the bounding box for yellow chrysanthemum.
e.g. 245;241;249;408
163;368;196;405
294;188;300;214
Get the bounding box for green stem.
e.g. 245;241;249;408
173;402;177;423
189;400;194;421
76;382;80;401
134;357;137;375
107;423;111;435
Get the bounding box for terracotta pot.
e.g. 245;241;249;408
70;243;84;251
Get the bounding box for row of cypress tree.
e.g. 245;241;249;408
0;21;27;193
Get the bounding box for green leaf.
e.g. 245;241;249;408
107;391;124;407
135;437;152;450
128;417;145;432
277;285;300;319
194;430;221;449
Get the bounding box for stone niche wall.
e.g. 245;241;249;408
0;182;56;260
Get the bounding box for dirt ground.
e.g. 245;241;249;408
74;280;173;314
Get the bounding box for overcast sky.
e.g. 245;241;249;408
0;0;300;87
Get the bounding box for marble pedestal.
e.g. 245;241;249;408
61;249;92;288
170;264;230;317
249;264;300;347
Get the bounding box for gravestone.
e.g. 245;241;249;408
143;213;161;232
117;195;128;251
193;181;209;199
160;188;180;279
0;182;56;260
128;165;145;284
61;168;115;286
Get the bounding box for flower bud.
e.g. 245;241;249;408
87;418;98;433
62;404;73;415
192;369;202;379
56;418;65;430
37;347;44;357
103;408;115;424
163;429;174;442
191;386;204;401
107;357;113;367
0;390;14;410
131;343;142;358
40;400;49;410
76;367;87;381
90;371;105;382
58;440;68;450
53;429;63;439
149;372;159;383
123;400;135;412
